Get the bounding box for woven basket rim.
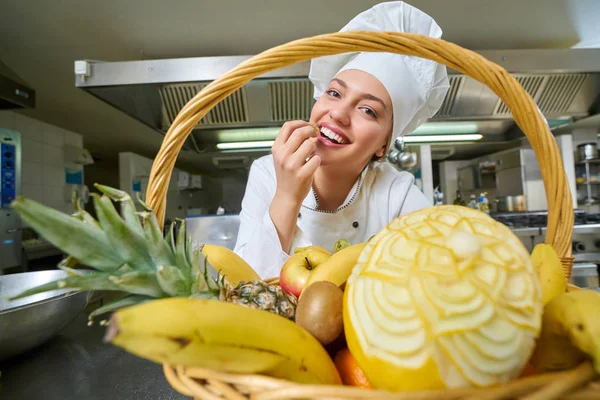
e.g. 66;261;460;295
143;30;586;399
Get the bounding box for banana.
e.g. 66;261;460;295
200;243;260;285
106;297;342;385
530;289;600;373
302;242;367;292
531;243;567;304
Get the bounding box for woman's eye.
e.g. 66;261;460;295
326;89;340;98
361;107;377;118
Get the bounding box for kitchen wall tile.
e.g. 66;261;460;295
43;124;65;147
64;130;83;147
21;139;43;162
43;185;65;209
14;113;44;142
42;166;64;187
0;111;15;130
42;144;64;167
22;184;44;203
22;161;43;186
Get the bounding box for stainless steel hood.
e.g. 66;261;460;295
0;61;35;110
74;49;600;153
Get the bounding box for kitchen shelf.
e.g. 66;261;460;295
577;181;600;185
576;158;600;166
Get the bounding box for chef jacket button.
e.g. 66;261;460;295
352;221;359;228
298;213;301;219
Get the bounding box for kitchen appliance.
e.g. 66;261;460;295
186;214;240;251
495;195;527;212
0;128;22;271
73;49;600;158
387;136;417;170
577;143;598;162
0;270;89;361
0;61;35;110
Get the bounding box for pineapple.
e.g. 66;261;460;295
9;185;296;322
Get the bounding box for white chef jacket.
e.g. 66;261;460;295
233;154;431;279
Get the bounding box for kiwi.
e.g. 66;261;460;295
295;281;344;345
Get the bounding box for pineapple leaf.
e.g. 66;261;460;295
9;272;121;301
58;265;86;276
165;221;176;251
88;294;152;323
108;271;166;298
72;196;100;228
92;193;154;271
58;256;81;272
11;196;123;271
190;248;209;294
140;211;176;267
204;256;220;293
95;184;144;238
135;192;152;212
156;265;191;296
186;236;193;266
174;219;192;278
58;256;86;276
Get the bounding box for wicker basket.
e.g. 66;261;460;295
144;31;598;399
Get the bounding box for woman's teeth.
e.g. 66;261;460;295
320;127;347;144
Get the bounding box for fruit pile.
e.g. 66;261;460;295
8;185;600;394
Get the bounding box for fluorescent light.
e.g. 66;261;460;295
216;134;481;150
409;122;480;135
213;122;481;143
403;134;482;143
216;141;275;150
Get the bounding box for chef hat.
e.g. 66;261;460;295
309;1;450;150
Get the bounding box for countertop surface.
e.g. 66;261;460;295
0;310;188;400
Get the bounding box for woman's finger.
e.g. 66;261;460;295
273;120;312;149
289;137;318;168
284;125;319;156
299;154;321;180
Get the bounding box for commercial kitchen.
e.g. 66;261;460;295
1;1;600;399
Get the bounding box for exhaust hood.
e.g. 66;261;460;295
0;61;35;110
74;49;600;153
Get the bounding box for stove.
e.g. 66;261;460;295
490;210;600;229
490;210;600;290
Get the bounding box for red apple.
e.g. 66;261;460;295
279;249;330;297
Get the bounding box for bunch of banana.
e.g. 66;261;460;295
302;242;367;291
284;239;368;297
530;289;600;374
105;297;342;385
530;243;567;304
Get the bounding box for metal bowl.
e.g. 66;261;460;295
0;270;90;362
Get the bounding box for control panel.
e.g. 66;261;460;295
1;142;17;208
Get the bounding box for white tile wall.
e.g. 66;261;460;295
22;184;43;203
42;145;63;167
0;111;15;130
64;130;83;147
21;138;43;162
22;161;43;186
0;111;85;219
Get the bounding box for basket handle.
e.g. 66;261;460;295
145;31;574;277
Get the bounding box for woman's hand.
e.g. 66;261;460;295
269;121;321;254
271;121;322;205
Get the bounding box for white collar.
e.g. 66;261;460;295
301;164;371;214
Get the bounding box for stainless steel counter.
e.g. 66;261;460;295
0;309;188;400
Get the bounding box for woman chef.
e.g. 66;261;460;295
233;1;450;279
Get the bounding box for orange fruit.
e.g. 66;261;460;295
519;362;538;378
334;347;373;388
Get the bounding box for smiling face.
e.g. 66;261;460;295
309;69;394;174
